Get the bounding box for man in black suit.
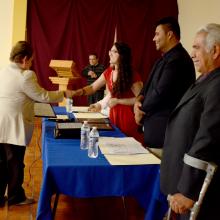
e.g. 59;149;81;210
160;23;220;219
82;53;105;105
134;17;195;155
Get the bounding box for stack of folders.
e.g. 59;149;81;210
54;106;113;138
72;106;113;131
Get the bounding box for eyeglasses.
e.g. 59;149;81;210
109;50;118;54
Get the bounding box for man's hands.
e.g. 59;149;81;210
88;71;97;78
169;193;195;214
134;96;145;125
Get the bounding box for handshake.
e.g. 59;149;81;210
64;90;81;98
63;86;102;113
64;85;93;98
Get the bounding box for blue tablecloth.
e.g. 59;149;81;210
36;107;168;220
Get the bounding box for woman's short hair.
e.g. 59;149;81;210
10;41;33;63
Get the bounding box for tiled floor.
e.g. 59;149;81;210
0;118;145;220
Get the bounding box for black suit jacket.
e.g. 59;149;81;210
82;63;105;87
141;43;195;147
160;68;220;219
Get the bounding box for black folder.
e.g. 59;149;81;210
54;122;82;139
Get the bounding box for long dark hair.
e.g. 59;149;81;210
112;42;133;96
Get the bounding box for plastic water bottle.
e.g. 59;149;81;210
66;98;73;113
66;98;74;120
80;121;90;150
88;127;99;158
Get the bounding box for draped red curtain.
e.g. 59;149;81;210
27;0;117;105
26;0;178;104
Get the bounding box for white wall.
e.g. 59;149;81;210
0;0;13;68
178;0;220;54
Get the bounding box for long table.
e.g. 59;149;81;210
36;107;168;220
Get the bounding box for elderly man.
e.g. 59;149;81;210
160;23;220;219
134;17;195;156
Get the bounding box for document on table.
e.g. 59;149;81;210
104;153;161;165
99;137;149;155
73;112;108;119
56;122;82;129
72;106;90;113
56;115;68;120
98;137;160;165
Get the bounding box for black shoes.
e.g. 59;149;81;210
15;198;35;206
8;196;35;206
0;195;34;207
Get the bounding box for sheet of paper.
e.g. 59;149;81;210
73;112;108;119
56;114;68;119
72;106;90;113
57;122;82;129
34;103;56;117
104;153;161;165
99;137;149;155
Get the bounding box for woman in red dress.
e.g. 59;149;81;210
71;42;144;215
72;42;143;143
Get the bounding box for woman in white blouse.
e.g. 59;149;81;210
0;41;65;207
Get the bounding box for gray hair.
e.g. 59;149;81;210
197;23;220;52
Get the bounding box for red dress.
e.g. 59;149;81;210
104;67;144;143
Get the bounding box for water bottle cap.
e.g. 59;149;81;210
84;121;88;124
92;126;97;129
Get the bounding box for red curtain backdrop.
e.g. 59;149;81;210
116;0;178;82
26;0;178;104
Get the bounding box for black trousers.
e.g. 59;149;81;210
0;143;26;202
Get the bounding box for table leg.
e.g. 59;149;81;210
52;193;59;220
